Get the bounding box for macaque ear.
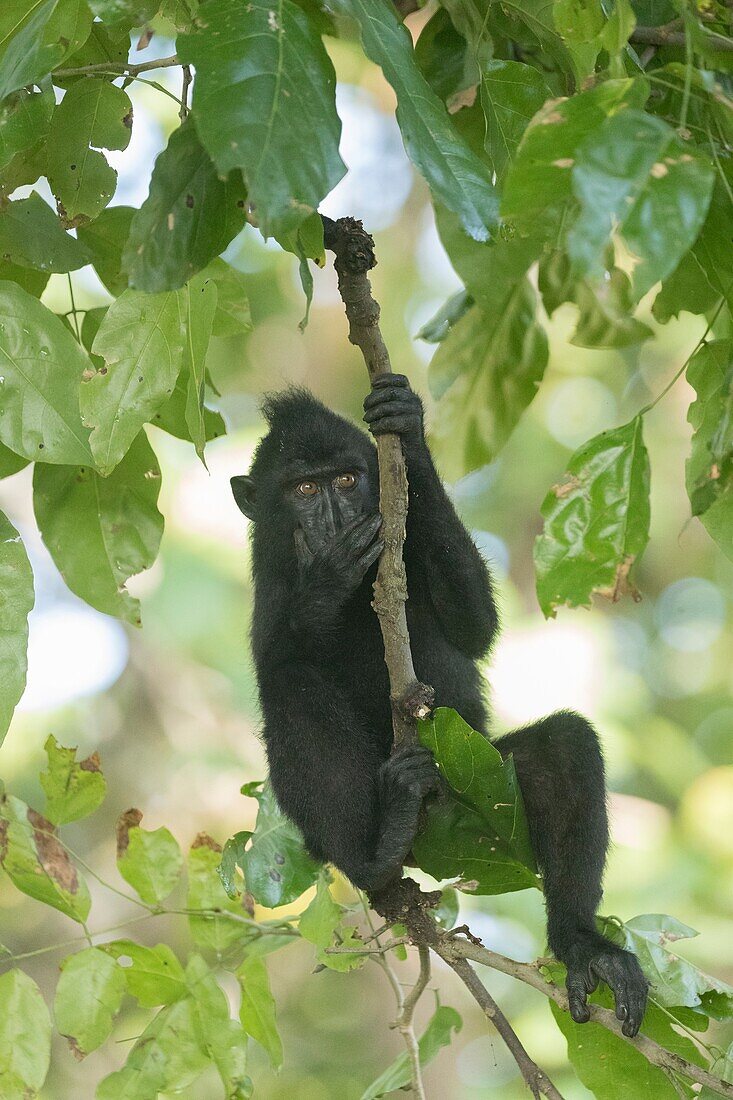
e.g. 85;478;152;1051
231;475;257;520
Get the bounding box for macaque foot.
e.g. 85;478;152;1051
563;932;648;1037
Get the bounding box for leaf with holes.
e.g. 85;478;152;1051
82;288;185;474
102;940;188;1006
179;0;344;237
33;431;164;625
534;417;651;617
0;512;33;745
47;78;132;227
0;793;91;921
0;281;93;465
124;118;247;292
242;781;319;908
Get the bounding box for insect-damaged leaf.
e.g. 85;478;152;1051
0;793;91;921
241;781;319;908
47;77;132;228
40;735;106;825
102;940;188;1007
413;708;538;895
0;512;33;745
124;118;247;292
179;0;344;238
534;417;651;617
33;431;164;625
116;807;183;906
54;947;126;1059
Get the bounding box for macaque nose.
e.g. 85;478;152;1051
319;491;341;536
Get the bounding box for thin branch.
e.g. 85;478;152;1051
447;938;733;1100
53;55;180;78
321;215;433;747
630;24;733;52
399;943;431;1025
429;940;564;1100
180;64;192;121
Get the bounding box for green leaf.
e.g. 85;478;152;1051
553;0;603;80
33;431;164;625
76;205;134;296
218;830;252;898
102;940;188;1006
414;7;477;103
0;969;51;1098
299;873;342;949
206;257;252;337
686;340;733;561
187;833;249;952
568;111;715;298
700;1041;733;1100
434;886;459;930
0;512;33;745
0;793;91;921
236;956;282;1069
480;60;550;180
503;79;648;233
0;193;93;273
82;288;185;474
179;0;344;237
181;270;218;463
186;956;252;1100
47;77;132;228
276;211;325;330
0;442;29;478
40;735;106;825
151;369;225;445
0;88;53;172
0;0;92;100
534;416;651;617
87;0;158;27
427;289;548;480
124;118;247;292
621;914;733;1012
56;17;131;78
116;808;183;906
0;281;93;465
332;0;498;242
96;997;210;1100
361;1006;463;1099
315;923;368;973
54;947;126;1058
242;781;319;908
571;269;653;349
413;708;537;894
417;289;472;344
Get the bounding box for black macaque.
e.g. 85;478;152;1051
231;376;648;1035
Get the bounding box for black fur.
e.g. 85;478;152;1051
233;375;648;1035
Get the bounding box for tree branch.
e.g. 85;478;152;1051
53;55;180;78
630;25;733;52
446;938;733;1100
321;215;433;747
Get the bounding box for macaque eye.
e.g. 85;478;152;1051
335;473;357;490
296;481;318;497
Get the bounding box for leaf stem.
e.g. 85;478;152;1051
53;55;180;79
